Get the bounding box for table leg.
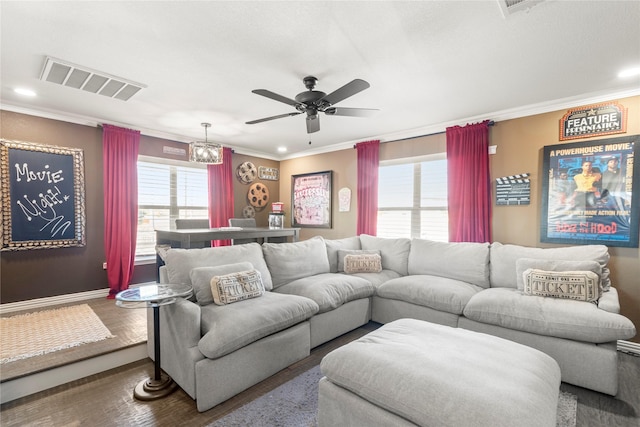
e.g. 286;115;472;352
133;305;177;400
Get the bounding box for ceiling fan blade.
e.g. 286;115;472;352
306;115;320;133
252;89;302;107
324;107;379;117
321;79;370;106
246;112;302;125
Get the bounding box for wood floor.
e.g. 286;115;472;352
1;300;639;426
1;298;147;382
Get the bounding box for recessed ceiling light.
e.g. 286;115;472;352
14;87;36;97
277;147;287;153
618;67;640;78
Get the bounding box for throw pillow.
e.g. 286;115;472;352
337;249;380;272
522;268;600;302
344;253;383;274
189;262;254;306
210;269;265;306
515;258;602;294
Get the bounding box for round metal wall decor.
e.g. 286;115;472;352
236;161;257;184
242;205;256;218
248;182;269;208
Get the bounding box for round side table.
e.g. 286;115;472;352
116;284;193;401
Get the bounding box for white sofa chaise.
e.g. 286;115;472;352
151;235;636;412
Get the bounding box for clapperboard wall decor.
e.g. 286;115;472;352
496;173;531;205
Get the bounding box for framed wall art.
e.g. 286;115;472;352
540;135;639;247
291;170;332;228
1;139;86;251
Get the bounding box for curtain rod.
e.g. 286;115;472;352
354;120;496;147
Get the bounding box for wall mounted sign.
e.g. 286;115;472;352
162;146;186;156
338;187;351;212
559;101;627;141
291;170;332;228
1;139;86;251
495;173;530;205
541;135;639;247
258;166;279;181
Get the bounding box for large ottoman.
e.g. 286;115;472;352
318;319;561;427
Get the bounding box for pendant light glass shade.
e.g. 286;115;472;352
189;123;223;164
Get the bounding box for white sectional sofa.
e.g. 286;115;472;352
151;235;636;412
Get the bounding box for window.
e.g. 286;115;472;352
377;154;448;241
136;156;208;258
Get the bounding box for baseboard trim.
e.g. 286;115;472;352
0;283;155;315
0;289;110;314
617;340;640;356
0;343;148;404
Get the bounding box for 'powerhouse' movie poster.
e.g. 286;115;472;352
541;135;639;247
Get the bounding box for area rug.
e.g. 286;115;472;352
211;366;577;427
0;304;114;364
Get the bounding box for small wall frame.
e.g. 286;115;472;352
1;139;86;251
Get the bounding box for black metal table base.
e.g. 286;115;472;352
133;374;178;401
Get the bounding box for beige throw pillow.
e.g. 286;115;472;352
522;268;600;302
344;253;383;274
210;269;265;305
337;249;380;272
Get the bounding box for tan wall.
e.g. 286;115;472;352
279;149;358;241
491;96;640;343
282;96;639;342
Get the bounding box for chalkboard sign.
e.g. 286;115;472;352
1;139;86;251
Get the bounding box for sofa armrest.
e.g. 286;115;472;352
598;286;621;314
159;297;202;349
146;297;204;399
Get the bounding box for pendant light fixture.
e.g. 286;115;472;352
189;122;223;164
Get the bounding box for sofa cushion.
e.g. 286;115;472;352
262;236;330;288
359;234;411;276
325;237;362;273
210;269;265;305
463;287;636;343
408;239;490;288
515;258;602;292
198;292;319;359
274;273;374;314
189;262;254;305
337;249;380;272
522;269;600;302
489;242;610;290
164;243;273;291
377;275;483;315
350;269;402;288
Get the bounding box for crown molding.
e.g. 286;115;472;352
4;87;639;162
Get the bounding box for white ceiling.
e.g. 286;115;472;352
1;1;639;160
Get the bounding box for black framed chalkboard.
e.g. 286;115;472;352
1;139;86;250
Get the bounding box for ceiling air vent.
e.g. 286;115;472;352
497;0;546;18
39;56;146;101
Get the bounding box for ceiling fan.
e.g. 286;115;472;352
246;76;378;133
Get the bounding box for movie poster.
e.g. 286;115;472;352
291;170;332;228
541;135;639;247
